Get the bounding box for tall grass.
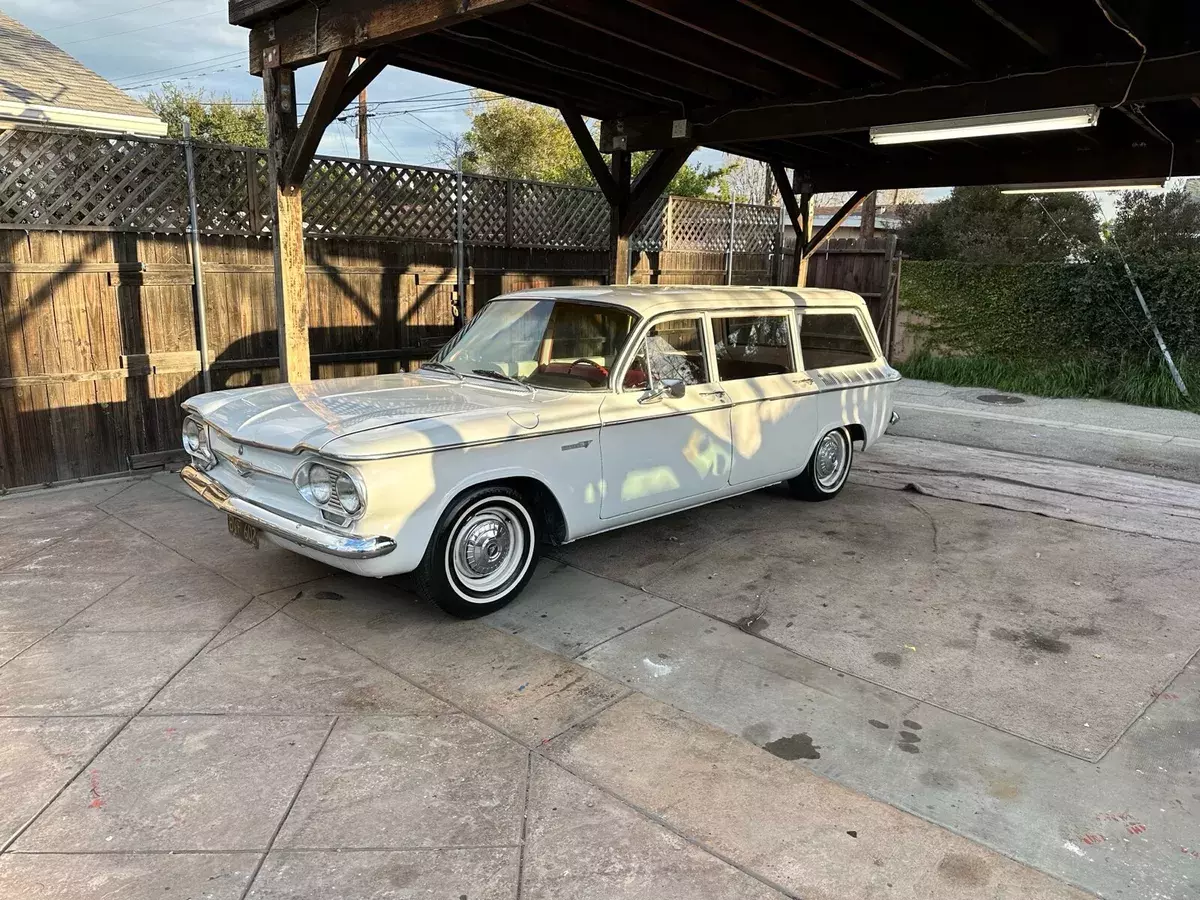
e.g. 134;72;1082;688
897;352;1200;412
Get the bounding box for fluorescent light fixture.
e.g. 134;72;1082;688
869;105;1100;145
1000;178;1166;194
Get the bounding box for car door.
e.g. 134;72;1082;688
598;314;733;519
712;310;821;485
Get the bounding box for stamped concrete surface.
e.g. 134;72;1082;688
0;471;1097;899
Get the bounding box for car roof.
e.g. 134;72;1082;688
490;285;868;318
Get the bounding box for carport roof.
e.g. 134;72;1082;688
231;0;1200;191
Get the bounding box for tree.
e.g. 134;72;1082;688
897;186;1100;262
143;85;267;147
455;92;727;196
1107;188;1200;254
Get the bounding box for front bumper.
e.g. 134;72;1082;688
180;465;396;560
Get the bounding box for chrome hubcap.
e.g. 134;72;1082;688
814;431;849;490
450;504;527;599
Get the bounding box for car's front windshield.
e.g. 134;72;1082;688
430;299;639;392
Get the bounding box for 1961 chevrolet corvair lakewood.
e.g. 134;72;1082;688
181;286;899;616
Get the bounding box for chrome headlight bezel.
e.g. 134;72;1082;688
182;415;216;470
294;459;367;521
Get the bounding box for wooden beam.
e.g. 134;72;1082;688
806;190;870;257
561;108;620;207
249;0;536;73
795;184;814;287
264;64;310;383
969;0;1055;56
543;0;805;97
734;0;908;79
771;162;798;219
283;49;355;188
796;143;1192;193
229;0;295;27
600;52;1200;151
622;144;695;235
626;0;852;89
848;0;972;68
609;148;632;285
483;9;741;104
337;51;390;113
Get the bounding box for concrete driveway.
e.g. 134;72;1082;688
0;431;1196;899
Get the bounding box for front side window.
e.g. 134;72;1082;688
624;317;708;391
799;311;876;369
433;299;638;391
712;314;795;380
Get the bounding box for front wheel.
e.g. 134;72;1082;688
414;486;541;618
789;427;853;501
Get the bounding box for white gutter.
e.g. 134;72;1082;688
0;100;168;137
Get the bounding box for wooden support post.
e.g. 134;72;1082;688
609;147;631;285
859;190;877;244
796;184;814;287
264;63;311;383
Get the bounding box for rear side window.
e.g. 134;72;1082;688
712;315;795;380
799;311;876;369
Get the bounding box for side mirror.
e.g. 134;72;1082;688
638;378;686;404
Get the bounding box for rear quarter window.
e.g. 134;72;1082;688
799;311;876;369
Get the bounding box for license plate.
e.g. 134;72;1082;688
227;514;259;549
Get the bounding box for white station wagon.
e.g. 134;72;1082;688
181;286;899;616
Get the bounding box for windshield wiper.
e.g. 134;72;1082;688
471;368;533;392
421;361;462;380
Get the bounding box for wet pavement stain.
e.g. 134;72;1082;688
764;732;821;760
868;719;890;729
898;731;922;743
936;853;991;887
1068;624;1103;637
873;651;902;668
990;627;1070;654
315;590;344;601
902;720;923;730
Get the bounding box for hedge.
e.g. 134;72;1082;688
899;250;1200;362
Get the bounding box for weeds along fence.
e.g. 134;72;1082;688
0;125;795;490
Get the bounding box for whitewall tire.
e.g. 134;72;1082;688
789;427;853;501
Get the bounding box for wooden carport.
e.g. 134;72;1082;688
228;0;1200;381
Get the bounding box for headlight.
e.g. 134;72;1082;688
295;460;365;520
182;416;215;469
336;473;361;514
309;464;334;505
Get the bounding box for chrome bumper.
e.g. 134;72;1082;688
180;465;396;560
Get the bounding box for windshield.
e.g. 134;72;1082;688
431;299;639;391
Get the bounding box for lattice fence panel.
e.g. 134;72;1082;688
666;196;733;251
510;180;608;250
301;158;457;241
464;174;508;245
632;195;667;251
0;128;189;231
193;144;264;235
733;203;781;253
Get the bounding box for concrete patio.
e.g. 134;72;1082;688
0;433;1196;899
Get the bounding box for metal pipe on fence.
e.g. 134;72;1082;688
455;160;466;328
181;118;211;393
726;199;736;285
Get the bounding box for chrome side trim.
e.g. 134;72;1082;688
180;466;395;560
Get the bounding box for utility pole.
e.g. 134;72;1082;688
357;57;368;160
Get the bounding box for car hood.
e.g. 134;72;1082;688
184;372;537;453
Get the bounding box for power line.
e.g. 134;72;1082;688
113;52;244;86
61;10;212;46
121;64;247;91
41;0;183;31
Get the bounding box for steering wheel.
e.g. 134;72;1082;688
571;358;602;367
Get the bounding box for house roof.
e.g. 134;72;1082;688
0;11;166;136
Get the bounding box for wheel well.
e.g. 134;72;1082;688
846;423;866;446
491;476;568;546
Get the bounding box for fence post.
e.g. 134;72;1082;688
775;204;785;284
455;161;465;327
245;149;260;233
726;199;736;285
181;118;212;393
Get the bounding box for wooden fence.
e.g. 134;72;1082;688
0;125;889;491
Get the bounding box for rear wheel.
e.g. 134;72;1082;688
415;485;540;618
789;427;853;501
